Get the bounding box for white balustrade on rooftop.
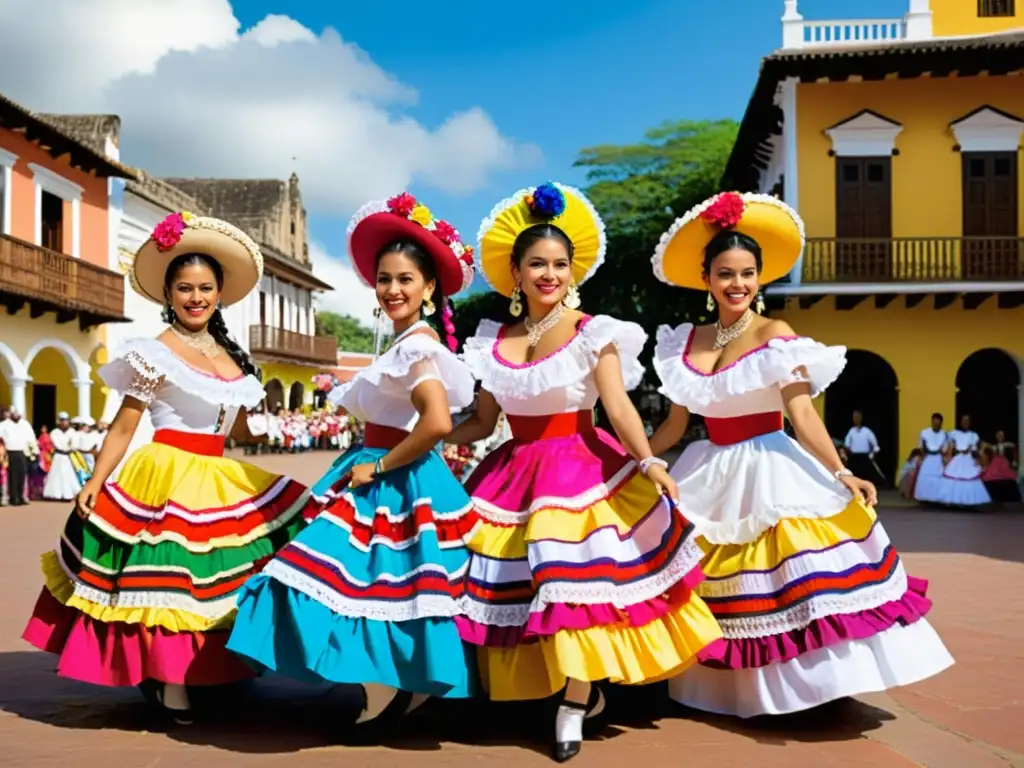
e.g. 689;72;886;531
781;0;932;50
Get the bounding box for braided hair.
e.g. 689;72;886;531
162;252;261;380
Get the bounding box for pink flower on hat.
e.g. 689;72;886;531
152;212;187;251
700;192;745;230
432;219;458;245
387;192;417;218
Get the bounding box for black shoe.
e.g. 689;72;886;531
344;686;414;743
153;683;193;726
552;698;588;763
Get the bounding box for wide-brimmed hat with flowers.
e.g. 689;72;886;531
476;182;606;298
130;212;264;307
347;193;474;296
652;192;805;290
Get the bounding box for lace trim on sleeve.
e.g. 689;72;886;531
122;350;165;404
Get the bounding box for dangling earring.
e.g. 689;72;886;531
423;292;436;317
509;284;523;318
706;292;716;312
563;281;581;310
755;291;766;315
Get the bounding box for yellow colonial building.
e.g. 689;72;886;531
725;0;1024;480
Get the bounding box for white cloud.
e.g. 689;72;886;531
308;242;380;329
0;0;540;216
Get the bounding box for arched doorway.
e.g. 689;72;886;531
25;340;90;431
288;381;305;411
956;348;1021;444
824;349;899;485
265;379;284;412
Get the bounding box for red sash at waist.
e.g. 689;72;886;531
153;429;226;457
507;411;595;442
705;412;784;446
364;423;411;450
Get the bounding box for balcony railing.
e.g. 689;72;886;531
794;18;908;48
800;237;1024;283
0;234;126;321
249;325;338;366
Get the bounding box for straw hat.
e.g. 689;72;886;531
652;192;805;290
130;212;264;307
476;182;606;298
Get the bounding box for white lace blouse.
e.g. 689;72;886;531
100;338;266;435
328;323;475;430
652;323;847;418
461;315;646;416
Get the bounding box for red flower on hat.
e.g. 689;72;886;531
700;192;745;230
460;244;475;265
387;192;417;217
152;212;186;251
432;219;457;245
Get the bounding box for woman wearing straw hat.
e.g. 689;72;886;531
227;193;479;734
447;182;723;763
23;211;318;724
647;192;953;718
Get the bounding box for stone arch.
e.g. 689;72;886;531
955;348;1023;445
825;349;900;485
23;337;90;381
0;341;29;381
265;378;284;412
288;381;305;411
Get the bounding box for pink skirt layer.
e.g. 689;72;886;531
697;576;934;670
23;588;255;687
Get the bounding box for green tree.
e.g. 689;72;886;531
316;311;375;353
454;119;738;358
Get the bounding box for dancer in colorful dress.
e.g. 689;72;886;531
939;414;991;508
648;192;953;718
227;193;479;730
981;429;1021;503
448;182;723;762
23;212;317;724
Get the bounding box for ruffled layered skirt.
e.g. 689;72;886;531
457;412;723;701
227;429;479;699
941;453;992;507
669;422;954;718
23;430;317;687
982;455;1022;502
913;453;948;504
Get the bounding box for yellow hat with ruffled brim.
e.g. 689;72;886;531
652;192;805;290
477;182;606;298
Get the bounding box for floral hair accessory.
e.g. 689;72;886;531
387;193;417;217
152;212;188;251
459;244;474;266
700;192;746;230
525;182;567;219
432;219;458;245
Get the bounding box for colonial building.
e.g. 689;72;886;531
0;94;134;429
724;0;1023;478
166;176;337;410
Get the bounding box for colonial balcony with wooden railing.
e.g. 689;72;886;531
0;233;126;328
249;325;339;367
798;237;1024;285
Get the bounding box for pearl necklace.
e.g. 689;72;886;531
170;321;221;358
713;309;753;350
524;303;564;348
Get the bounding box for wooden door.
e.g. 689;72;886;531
835;157;892;281
40;192;64;253
962;152;1019;279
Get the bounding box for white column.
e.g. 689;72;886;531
782;0;804;49
73;377;92;421
33;183;42;245
71;197;81;259
308;303;316;335
10;376;28;416
780;77;802;285
0;148;17;235
905;0;933;40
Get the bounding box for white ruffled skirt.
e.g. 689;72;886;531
668;431;953;717
42;454;83;502
912;453;947;503
940;454;991;507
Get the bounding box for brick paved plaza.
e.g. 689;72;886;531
2;452;1021;768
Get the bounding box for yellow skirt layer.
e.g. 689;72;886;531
476;597;723;701
700;497;878;578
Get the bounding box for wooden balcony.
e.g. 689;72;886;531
249;325;338;367
800;237;1024;284
0;234;126;328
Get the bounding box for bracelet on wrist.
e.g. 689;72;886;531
374;457;386;475
639;456;668;476
833;468;853;482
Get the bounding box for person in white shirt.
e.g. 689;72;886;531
43;413;83;502
939;413;991;508
0;409;38;506
914;413;950;504
844;410;884;486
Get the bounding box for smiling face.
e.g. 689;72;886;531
511;236;572;313
166;259;221;331
376;250;434;326
704;247;760;314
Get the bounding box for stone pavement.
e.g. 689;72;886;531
2;451;1022;768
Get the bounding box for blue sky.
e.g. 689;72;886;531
231;0;906;301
